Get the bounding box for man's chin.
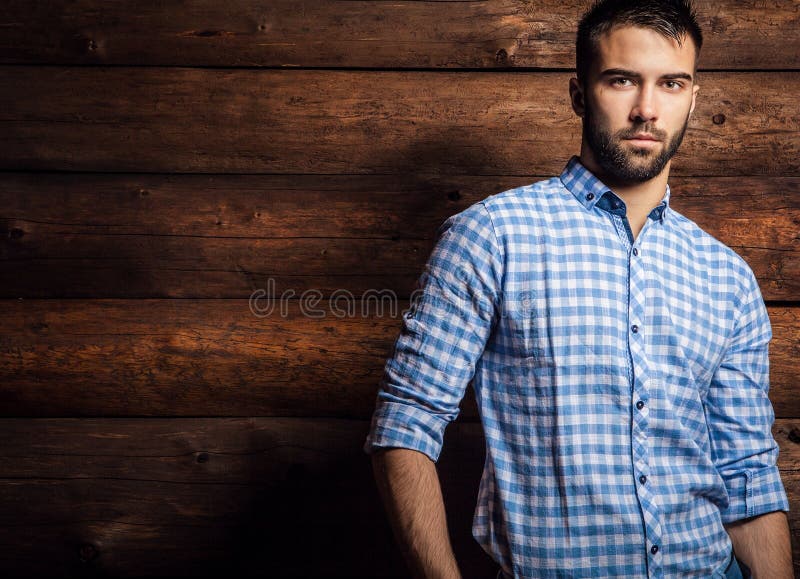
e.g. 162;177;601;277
603;154;667;182
622;145;666;168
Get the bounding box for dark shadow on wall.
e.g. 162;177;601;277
219;419;493;578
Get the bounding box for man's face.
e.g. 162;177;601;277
575;25;700;183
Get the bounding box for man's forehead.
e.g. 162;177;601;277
592;24;697;75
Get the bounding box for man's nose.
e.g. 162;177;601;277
630;87;657;123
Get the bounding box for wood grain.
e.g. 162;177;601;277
0;417;414;577
0;300;798;419
0;417;797;577
1;173;799;300
0;1;797;70
1;0;798;575
1;69;798;176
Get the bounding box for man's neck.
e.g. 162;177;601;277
578;150;670;241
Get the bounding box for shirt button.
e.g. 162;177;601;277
636;400;645;410
631;325;639;334
632;248;639;256
586;193;595;201
639;475;647;484
651;545;659;555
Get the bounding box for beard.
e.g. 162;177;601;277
583;102;690;183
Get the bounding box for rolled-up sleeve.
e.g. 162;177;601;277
704;267;790;524
363;202;503;462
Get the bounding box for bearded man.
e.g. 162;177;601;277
364;1;792;577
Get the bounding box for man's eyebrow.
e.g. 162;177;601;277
661;72;694;82
599;68;693;82
599;68;641;78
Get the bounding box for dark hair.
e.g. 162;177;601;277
576;0;703;84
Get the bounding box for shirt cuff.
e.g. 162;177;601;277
362;399;450;463
719;465;790;524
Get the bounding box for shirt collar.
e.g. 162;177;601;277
559;155;671;222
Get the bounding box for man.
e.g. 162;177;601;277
363;1;792;577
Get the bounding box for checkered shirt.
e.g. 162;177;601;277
364;156;789;578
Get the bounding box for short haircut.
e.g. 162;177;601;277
576;0;703;84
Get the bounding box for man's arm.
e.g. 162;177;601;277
363;203;502;575
724;510;793;578
703;264;792;576
372;447;462;579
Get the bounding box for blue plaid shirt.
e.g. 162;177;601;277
364;156;789;578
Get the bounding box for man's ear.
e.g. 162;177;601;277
690;83;699;117
569;77;586;118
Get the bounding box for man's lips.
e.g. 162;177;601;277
625;133;660;141
624;134;662;146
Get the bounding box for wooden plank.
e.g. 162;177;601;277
0;299;400;419
0;1;797;70
0;417;798;576
1;174;799;300
0;418;415;577
0;300;798;418
767;306;800;412
0;418;491;577
1;69;798;176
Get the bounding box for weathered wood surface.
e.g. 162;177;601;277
1;300;798;419
1;69;798;176
0;418;489;577
0;418;413;577
1;1;798;575
0;417;798;577
1;1;798;70
1;174;799;300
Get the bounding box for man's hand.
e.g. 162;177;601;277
371;447;462;579
724;510;793;578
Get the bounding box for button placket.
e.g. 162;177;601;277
627;229;663;578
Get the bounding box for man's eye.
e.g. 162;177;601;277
611;78;632;86
664;81;682;90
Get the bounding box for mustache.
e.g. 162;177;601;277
617;126;668;141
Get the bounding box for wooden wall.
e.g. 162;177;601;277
1;1;798;576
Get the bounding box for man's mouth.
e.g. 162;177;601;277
626;133;660;141
625;133;661;146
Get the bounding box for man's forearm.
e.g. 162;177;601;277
371;447;462;579
724;510;793;578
